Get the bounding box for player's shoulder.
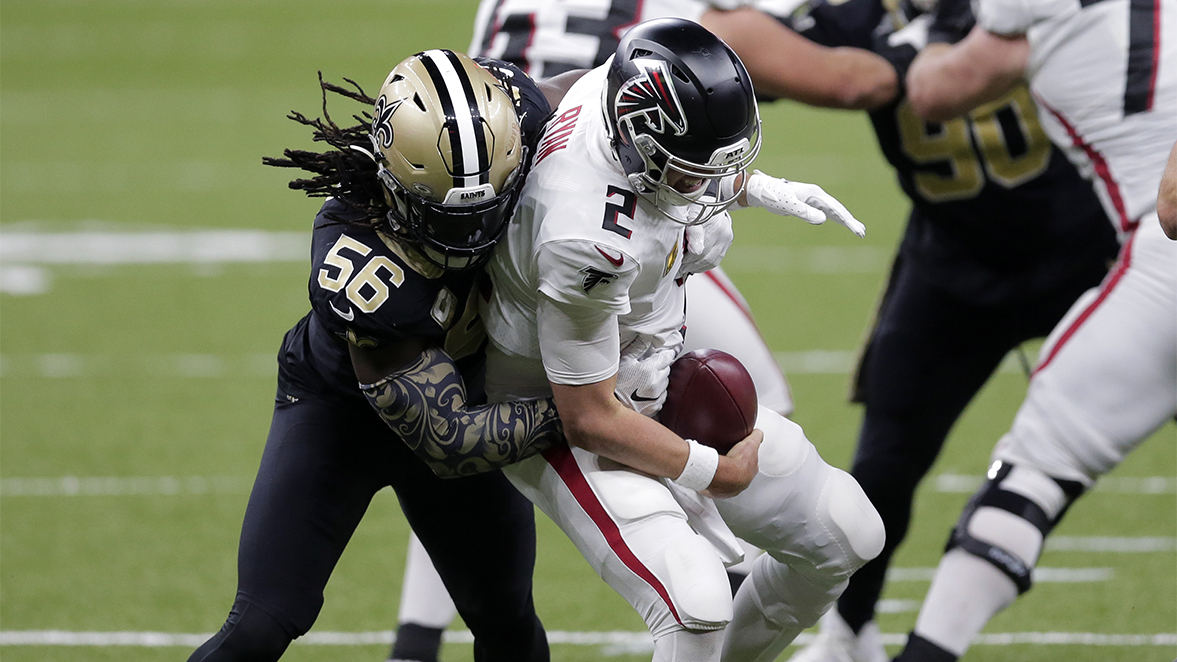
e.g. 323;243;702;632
474;57;553;145
308;199;464;346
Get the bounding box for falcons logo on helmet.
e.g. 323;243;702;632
615;59;688;136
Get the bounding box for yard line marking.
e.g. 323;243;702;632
0;230;308;265
0;353;277;378
771;350;1033;375
1047;536;1176;552
2;630;1174;648
935;473;1177;494
0;476;251;496
887;567;1114;583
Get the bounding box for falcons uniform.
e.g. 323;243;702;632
977;0;1177;485
470;0;794;416
480;65;883;653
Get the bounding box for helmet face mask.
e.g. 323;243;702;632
368;49;524;270
606;20;762;225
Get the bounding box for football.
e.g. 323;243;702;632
659;349;758;454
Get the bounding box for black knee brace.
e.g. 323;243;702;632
944;461;1084;594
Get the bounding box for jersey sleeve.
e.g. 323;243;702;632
974;0;1072;35
535;239;640;315
776;0;885;50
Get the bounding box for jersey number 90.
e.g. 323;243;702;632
898;86;1051;202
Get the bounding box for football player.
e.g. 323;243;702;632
891;0;1177;658
481;18;886;662
187;50;569;662
719;0;1127;659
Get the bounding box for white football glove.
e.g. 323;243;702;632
678;212;734;278
744;170;866;237
615;338;679;418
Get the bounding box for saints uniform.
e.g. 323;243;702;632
479;64;883;656
755;0;1128;635
188;60;552;662
470;0;795;416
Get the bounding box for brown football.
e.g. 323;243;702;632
659;349;757;454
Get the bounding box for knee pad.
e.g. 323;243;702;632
821;469;886;570
946;461;1084;594
662;531;733;629
188;598;293;662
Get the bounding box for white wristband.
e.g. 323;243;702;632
674;439;719;492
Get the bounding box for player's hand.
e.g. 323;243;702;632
703;428;762;499
614;339;677;417
744;170;866;237
678;212;734;278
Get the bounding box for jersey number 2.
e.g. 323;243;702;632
318;235;405;313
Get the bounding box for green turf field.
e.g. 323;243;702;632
2;1;1174;660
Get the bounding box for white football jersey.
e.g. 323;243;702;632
976;0;1177;234
484;65;722;382
470;0;751;80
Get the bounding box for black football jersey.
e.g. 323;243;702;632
277;61;553;400
776;0;1120;303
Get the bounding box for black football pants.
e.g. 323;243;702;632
836;254;1109;633
187;391;548;662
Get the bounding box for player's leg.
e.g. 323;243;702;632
895;219;1177;661
388;532;457;662
825;259;1017;651
684;268;794;416
503;445;734;654
392;444;548;662
188;395;390;662
716;407;885;662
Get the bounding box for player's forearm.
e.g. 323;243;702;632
701;7;897;109
1158;141;1177;240
559;400;691;479
908;29;1027;121
361;347;564;477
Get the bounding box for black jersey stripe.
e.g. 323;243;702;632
1124;0;1160;115
442;49;491;185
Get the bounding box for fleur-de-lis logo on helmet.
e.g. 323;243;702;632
614;59;688;137
370;95;403;150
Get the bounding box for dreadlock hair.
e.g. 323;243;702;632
262;72;388;228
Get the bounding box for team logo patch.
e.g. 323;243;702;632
370;95;403;149
579;266;618;293
615;59;688;136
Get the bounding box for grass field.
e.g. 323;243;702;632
2;1;1174;661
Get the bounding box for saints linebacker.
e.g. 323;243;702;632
187;51;566;662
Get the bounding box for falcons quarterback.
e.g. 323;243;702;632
479;18;884;662
891;0;1177;658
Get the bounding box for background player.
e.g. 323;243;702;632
890;0;1177;657
188;50;569;661
482;18;884;662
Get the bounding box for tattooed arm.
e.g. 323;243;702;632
352;343;564;478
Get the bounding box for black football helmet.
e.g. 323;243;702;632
605;18;761;224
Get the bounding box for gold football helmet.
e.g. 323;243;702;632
368;49;524;270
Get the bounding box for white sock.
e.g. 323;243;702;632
397;533;458;628
911;549;1018;656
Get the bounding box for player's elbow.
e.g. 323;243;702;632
1158;196;1177;239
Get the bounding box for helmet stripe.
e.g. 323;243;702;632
418;50;489;190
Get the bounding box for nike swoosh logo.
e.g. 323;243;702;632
329;300;355;322
596;246;624;267
631;389;659;402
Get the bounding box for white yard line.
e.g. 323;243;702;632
1;629;1173;648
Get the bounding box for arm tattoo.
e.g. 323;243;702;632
361;347;564;477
